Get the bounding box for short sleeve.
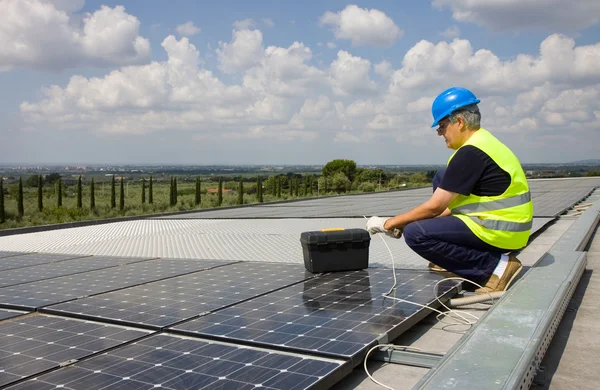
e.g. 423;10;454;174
439;146;486;196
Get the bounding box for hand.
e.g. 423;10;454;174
366;216;390;235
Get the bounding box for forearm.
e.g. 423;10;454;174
383;201;444;230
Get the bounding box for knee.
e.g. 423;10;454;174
402;222;422;248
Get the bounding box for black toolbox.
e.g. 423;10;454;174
300;228;371;273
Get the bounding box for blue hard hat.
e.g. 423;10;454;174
431;87;480;127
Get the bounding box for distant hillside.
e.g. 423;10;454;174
568;159;600;164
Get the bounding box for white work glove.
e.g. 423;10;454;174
366;217;403;238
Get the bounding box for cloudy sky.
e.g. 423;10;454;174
1;0;599;165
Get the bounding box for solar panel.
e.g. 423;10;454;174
172;269;460;364
0;315;151;387
9;333;349;390
0;251;28;260
0;255;156;288
0;308;27;321
0;258;235;310
0;253;90;272
44;262;317;329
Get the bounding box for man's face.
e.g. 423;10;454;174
436;117;463;150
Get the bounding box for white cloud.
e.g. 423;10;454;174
176;21;201;37
217;29;264;73
327;42;337;49
433;0;600;31
233;18;256;30
329;50;377;96
17;29;600;163
320;5;403;47
0;0;150;71
441;25;460;39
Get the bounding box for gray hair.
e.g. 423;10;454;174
449;103;481;130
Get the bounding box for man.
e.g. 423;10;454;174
366;87;533;294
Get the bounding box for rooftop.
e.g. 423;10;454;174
0;177;599;389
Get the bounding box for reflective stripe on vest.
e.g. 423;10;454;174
466;216;533;232
452;191;531;215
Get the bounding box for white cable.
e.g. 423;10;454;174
362;216;497;388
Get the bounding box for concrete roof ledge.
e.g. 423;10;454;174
414;200;600;390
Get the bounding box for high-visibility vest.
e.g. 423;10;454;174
447;129;533;250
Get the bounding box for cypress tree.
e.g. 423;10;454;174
90;178;96;211
295;178;299;197
37;175;43;212
141;178;146;204
217;177;223;206
237;177;243;205
57;179;62;207
195;177;201;206
0;178;5;223
289;178;294;197
17;177;24;218
110;175;116;208
76;175;82;209
302;179;307;197
149;176;153;204
173;177;178;205
119;178;125;211
169;177;174;206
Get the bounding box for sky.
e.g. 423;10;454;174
1;0;600;165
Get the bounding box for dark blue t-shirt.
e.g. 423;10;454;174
439;145;511;196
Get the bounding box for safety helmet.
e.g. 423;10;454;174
431;87;480;127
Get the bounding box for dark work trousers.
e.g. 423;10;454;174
402;169;504;284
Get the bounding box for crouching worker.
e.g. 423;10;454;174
366;87;533;294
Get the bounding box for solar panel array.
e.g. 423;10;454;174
0;255;154;288
0;315;150;387
0;258;234;310
172;269;459;364
44;262;317;328
0;308;26;321
0;253;89;272
9;333;348;390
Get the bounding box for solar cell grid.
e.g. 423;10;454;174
172;269;460;363
0;251;27;260
0;255;155;288
9;333;348;390
0;315;150;387
0;258;234;310
0;253;89;272
0;308;27;321
44;262;317;329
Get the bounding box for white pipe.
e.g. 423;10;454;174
448;291;505;307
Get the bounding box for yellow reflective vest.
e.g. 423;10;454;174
447;129;533;250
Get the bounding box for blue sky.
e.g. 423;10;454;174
1;0;599;165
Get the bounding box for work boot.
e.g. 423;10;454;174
428;262;447;272
475;255;523;294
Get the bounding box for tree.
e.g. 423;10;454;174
141;178;146;204
76;175;82;209
238;177;244;205
217;177;223;206
322;159;357;181
45;173;61;186
149;176;153;204
195;178;201;206
0;178;5;223
57;179;62;207
90;178;96;211
169;177;174;206
276;177;281;198
257;176;263;203
17;177;24;218
332;172;351;193
26;174;39;188
110;175;116;209
174;177;178;205
37;175;43;212
119;178;125;211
